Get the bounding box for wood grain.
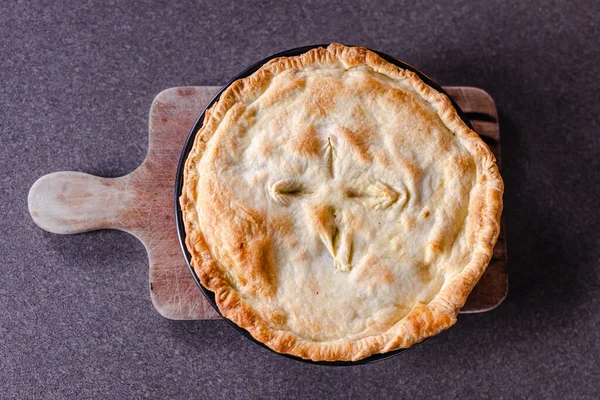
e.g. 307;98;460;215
28;86;507;319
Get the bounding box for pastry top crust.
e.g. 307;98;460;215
180;43;503;362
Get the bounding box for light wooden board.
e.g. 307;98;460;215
28;86;508;319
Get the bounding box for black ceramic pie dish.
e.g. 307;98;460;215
174;44;469;366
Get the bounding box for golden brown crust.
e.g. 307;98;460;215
180;43;503;361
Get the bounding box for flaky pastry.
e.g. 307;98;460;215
180;43;503;361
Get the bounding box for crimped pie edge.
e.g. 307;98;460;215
180;43;504;362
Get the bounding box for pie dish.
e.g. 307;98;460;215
179;43;503;362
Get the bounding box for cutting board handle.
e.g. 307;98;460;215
28;171;134;234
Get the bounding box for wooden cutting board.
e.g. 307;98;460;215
28;86;508;320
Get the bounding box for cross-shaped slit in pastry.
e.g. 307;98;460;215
269;135;406;272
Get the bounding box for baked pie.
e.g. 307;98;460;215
180;43;503;361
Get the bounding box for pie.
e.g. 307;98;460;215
180;43;503;361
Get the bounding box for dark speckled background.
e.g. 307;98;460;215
2;1;599;398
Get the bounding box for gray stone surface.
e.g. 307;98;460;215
1;0;599;398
